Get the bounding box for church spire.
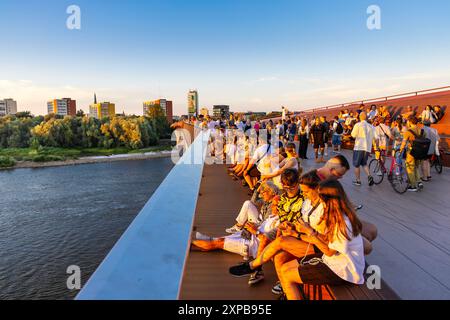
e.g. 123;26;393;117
94;93;97;104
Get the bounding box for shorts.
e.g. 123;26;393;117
223;232;258;258
332;134;342;146
313;139;325;149
297;254;347;286
353;150;370;168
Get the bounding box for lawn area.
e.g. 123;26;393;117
0;145;173;165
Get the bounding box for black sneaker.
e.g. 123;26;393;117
418;182;424;190
352;180;362;186
368;176;375;186
407;186;418;192
229;262;254;277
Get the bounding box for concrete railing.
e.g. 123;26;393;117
76;129;210;300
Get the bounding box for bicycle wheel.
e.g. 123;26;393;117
369;159;384;185
390;162;409;194
435;156;443;174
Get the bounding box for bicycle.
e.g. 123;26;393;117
430;150;443;174
368;149;409;194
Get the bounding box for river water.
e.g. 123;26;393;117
0;158;174;300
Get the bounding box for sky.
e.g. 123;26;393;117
1;0;450;116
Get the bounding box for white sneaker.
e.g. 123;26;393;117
226;225;242;234
272;281;283;295
195;232;212;241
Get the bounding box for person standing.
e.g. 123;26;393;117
282;106;287;121
320;116;330;156
399;116;426;192
332;116;344;154
298;119;310;159
374;117;393;165
368;105;378;121
310;118;326;163
288;120;297;142
421;121;440;182
351;112;376;186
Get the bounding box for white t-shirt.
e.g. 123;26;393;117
322;217;365;284
258;215;280;240
351;121;375;152
375;124;392;149
301;199;324;231
207;121;216;130
225;144;237;164
251;144;274;175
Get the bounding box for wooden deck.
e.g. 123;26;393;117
180;149;450;300
179;163;280;300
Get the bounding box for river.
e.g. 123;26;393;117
0;158;174;300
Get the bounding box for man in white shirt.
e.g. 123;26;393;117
351;112;376;186
282;106;288;121
243;140;275;191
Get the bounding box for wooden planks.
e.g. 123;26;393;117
180;148;450;299
179;164;280;300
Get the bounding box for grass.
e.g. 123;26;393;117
0;145;173;165
0;156;16;168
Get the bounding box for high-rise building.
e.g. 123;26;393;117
47;98;76;116
89;102;116;119
143;99;173;122
188;90;199;116
213;105;230;118
0;98;17;116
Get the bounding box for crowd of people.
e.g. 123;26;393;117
186;103;443;191
184;103;444;300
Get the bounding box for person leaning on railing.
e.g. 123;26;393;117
433;105;444;122
420;105;438;124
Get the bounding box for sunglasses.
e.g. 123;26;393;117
282;184;298;191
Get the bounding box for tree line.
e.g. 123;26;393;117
0;108;170;150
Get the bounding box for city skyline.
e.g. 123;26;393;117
1;0;450;116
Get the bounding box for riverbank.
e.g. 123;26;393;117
0;148;174;171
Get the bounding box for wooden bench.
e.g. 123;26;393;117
300;265;400;300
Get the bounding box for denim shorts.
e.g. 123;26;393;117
332;134;342;146
353;150;370;168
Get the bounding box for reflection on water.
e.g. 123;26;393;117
0;158;174;300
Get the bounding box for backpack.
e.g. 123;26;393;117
335;122;344;134
409;129;431;160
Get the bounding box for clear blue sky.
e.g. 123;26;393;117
1;0;450;115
